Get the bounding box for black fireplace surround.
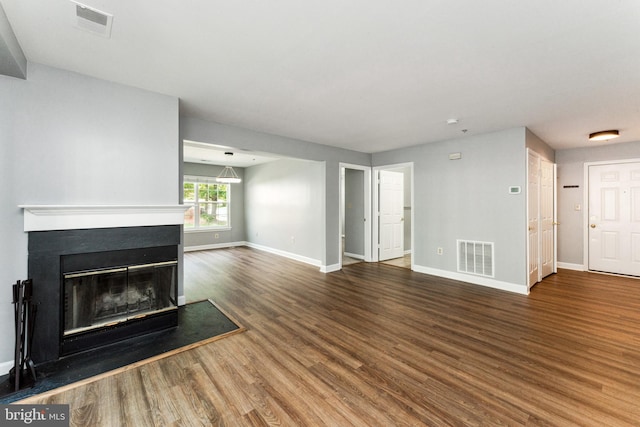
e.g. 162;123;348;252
28;225;181;365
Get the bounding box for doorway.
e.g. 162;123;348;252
339;163;372;268
586;160;640;276
373;163;413;269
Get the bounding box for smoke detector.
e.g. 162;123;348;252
71;1;113;38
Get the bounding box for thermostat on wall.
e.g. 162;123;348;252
508;186;521;194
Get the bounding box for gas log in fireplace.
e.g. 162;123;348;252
26;222;182;365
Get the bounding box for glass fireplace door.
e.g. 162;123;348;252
63;261;177;336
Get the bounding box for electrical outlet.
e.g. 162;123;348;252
437;247;443;255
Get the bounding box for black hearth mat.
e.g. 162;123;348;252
0;299;243;403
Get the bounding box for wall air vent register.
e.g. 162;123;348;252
457;239;494;278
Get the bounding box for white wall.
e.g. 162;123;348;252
373;127;528;293
0;63;179;372
556;140;640;267
245;158;325;264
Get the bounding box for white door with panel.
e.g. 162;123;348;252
379;170;404;261
528;152;540;287
528;150;556;289
588;162;640;276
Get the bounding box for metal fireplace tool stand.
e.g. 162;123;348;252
10;279;37;392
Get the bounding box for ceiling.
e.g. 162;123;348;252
183;140;279;167
3;0;640;153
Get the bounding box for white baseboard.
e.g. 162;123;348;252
0;360;13;376
245;242;322;269
186;241;339;273
344;252;364;260
184;241;246;252
557;262;585;271
413;265;528;295
178;295;186;306
322;263;341;273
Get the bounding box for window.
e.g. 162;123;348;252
183;178;230;229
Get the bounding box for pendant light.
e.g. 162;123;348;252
216;166;241;183
216;152;242;183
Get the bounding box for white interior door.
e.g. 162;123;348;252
528;151;540;287
588;162;640;276
540;159;555;278
379;170;404;261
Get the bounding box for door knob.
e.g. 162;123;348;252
590;224;596;228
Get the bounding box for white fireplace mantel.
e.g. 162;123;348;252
19;205;189;232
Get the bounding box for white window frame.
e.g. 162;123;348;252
183;175;231;232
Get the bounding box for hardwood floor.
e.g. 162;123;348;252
19;247;640;426
381;253;411;269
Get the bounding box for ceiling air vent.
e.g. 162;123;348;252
71;1;113;38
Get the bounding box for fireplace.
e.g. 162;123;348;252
63;260;177;336
20;205;186;365
59;246;178;356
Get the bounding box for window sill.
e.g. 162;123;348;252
184;227;231;234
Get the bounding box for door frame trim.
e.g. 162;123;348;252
553;163;558;274
583;158;640;272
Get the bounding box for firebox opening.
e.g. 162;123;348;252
63;260;177;336
59;245;179;356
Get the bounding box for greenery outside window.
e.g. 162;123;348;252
184;177;230;229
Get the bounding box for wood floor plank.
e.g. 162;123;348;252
18;247;640;426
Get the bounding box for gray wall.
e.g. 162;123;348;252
244;158;325;262
0;3;26;79
344;168;365;257
0;63;179;370
180;117;370;268
526;128;555;162
183;162;246;248
555;140;640;266
373;127;528;289
0;71;22;374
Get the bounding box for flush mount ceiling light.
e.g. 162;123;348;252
589;130;620;141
